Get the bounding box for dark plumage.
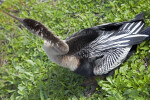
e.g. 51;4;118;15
66;12;150;76
1;10;150;95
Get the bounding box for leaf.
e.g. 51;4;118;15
140;46;149;50
15;66;25;72
140;41;146;47
40;90;44;100
18;85;26;91
139;65;145;72
26;59;35;66
119;65;128;75
124;89;139;98
106;76;113;85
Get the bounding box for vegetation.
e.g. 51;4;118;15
0;0;150;99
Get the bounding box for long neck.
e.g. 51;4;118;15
22;18;69;55
23;19;80;70
0;10;79;71
43;45;79;71
24;19;79;70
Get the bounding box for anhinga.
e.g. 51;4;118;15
0;9;150;96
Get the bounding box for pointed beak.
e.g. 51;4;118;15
0;9;23;23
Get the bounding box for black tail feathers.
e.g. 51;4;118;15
134;12;145;20
141;26;150;39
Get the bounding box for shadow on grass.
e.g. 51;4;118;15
29;64;86;99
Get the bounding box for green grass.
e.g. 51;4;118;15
0;0;150;99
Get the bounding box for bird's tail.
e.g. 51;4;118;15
140;26;150;39
133;12;145;20
133;12;150;39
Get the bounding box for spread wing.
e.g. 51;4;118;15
77;20;146;75
66;12;147;75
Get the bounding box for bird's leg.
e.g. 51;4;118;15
82;75;108;97
82;76;99;97
82;76;97;86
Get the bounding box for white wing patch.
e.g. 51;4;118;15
93;47;131;75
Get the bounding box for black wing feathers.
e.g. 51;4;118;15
66;29;99;55
140;26;150;39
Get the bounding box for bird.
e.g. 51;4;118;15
1;9;150;96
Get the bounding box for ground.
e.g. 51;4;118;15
0;0;150;99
